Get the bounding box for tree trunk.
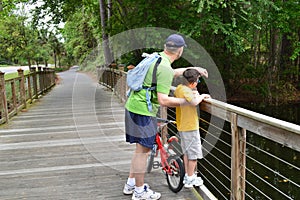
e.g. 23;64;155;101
99;0;113;66
268;27;281;104
53;50;57;68
27;58;31;67
107;0;112;19
280;34;292;80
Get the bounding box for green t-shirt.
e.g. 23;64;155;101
125;52;174;116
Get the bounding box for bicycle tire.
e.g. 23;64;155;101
146;145;156;173
166;155;184;193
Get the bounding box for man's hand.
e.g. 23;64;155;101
173;67;209;78
195;67;208;78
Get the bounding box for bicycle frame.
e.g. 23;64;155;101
147;118;185;193
155;133;172;174
154;121;179;175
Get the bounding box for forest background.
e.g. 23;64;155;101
0;0;299;106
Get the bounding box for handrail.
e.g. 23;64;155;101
0;67;56;124
98;67;300;200
203;98;300;134
200;99;300;152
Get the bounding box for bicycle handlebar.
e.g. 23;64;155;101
157;118;176;124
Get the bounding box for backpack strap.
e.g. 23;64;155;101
151;57;162;89
144;56;162;112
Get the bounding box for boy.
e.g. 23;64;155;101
174;68;210;188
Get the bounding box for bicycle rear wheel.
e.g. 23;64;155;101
166;155;184;193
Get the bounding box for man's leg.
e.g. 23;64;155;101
130;143;161;199
130;143;150;187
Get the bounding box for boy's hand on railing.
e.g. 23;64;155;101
201;94;211;99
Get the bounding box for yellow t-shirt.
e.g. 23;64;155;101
174;84;199;131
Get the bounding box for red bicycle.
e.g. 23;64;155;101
146;118;185;193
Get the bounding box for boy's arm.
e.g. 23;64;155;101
189;93;211;106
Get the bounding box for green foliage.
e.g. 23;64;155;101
61;8;98;65
1;0;299;104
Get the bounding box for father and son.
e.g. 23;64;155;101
123;34;211;200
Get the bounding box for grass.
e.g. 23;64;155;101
4;70;30;80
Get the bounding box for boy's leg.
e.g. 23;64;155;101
187;159;197;176
183;154;188;175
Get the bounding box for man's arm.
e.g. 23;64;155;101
174;67;208;78
157;92;187;107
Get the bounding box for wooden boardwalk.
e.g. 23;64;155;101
0;68;201;200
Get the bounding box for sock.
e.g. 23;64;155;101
127;177;135;186
187;175;194;181
135;185;144;193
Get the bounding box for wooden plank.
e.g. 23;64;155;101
0;70;202;200
230;113;239;200
230;113;246;200
240;128;246;200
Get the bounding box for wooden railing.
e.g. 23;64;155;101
0;67;56;124
98;67;300;200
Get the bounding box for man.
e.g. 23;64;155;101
123;34;208;200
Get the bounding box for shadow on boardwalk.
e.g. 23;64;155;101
0;68;200;200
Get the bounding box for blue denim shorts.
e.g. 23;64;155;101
125;109;157;149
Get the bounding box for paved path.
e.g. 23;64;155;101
0;68;201;200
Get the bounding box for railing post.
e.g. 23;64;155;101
44;67;51;90
51;69;55;86
122;71;128;102
11;80;17;113
17;69;26;109
160;106;168;144
230;113;246;200
38;66;44;93
27;71;32;101
0;71;9;123
30;67;38;99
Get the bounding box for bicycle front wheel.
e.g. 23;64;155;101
166;156;184;193
146;144;157;173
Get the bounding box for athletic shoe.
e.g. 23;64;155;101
183;174;188;184
184;175;204;188
132;185;161;200
123;183;150;195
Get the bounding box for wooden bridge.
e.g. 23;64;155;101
99;67;300;200
1;67;299;199
0;68;204;200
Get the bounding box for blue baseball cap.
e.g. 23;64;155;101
165;34;187;48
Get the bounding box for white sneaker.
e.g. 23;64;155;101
184;175;204;188
123;183;150;195
132;185;161;200
183;174;188;184
193;176;204;186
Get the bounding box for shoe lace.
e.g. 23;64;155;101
143;184;148;191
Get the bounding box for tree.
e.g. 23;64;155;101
6;0;297;103
99;0;113;65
